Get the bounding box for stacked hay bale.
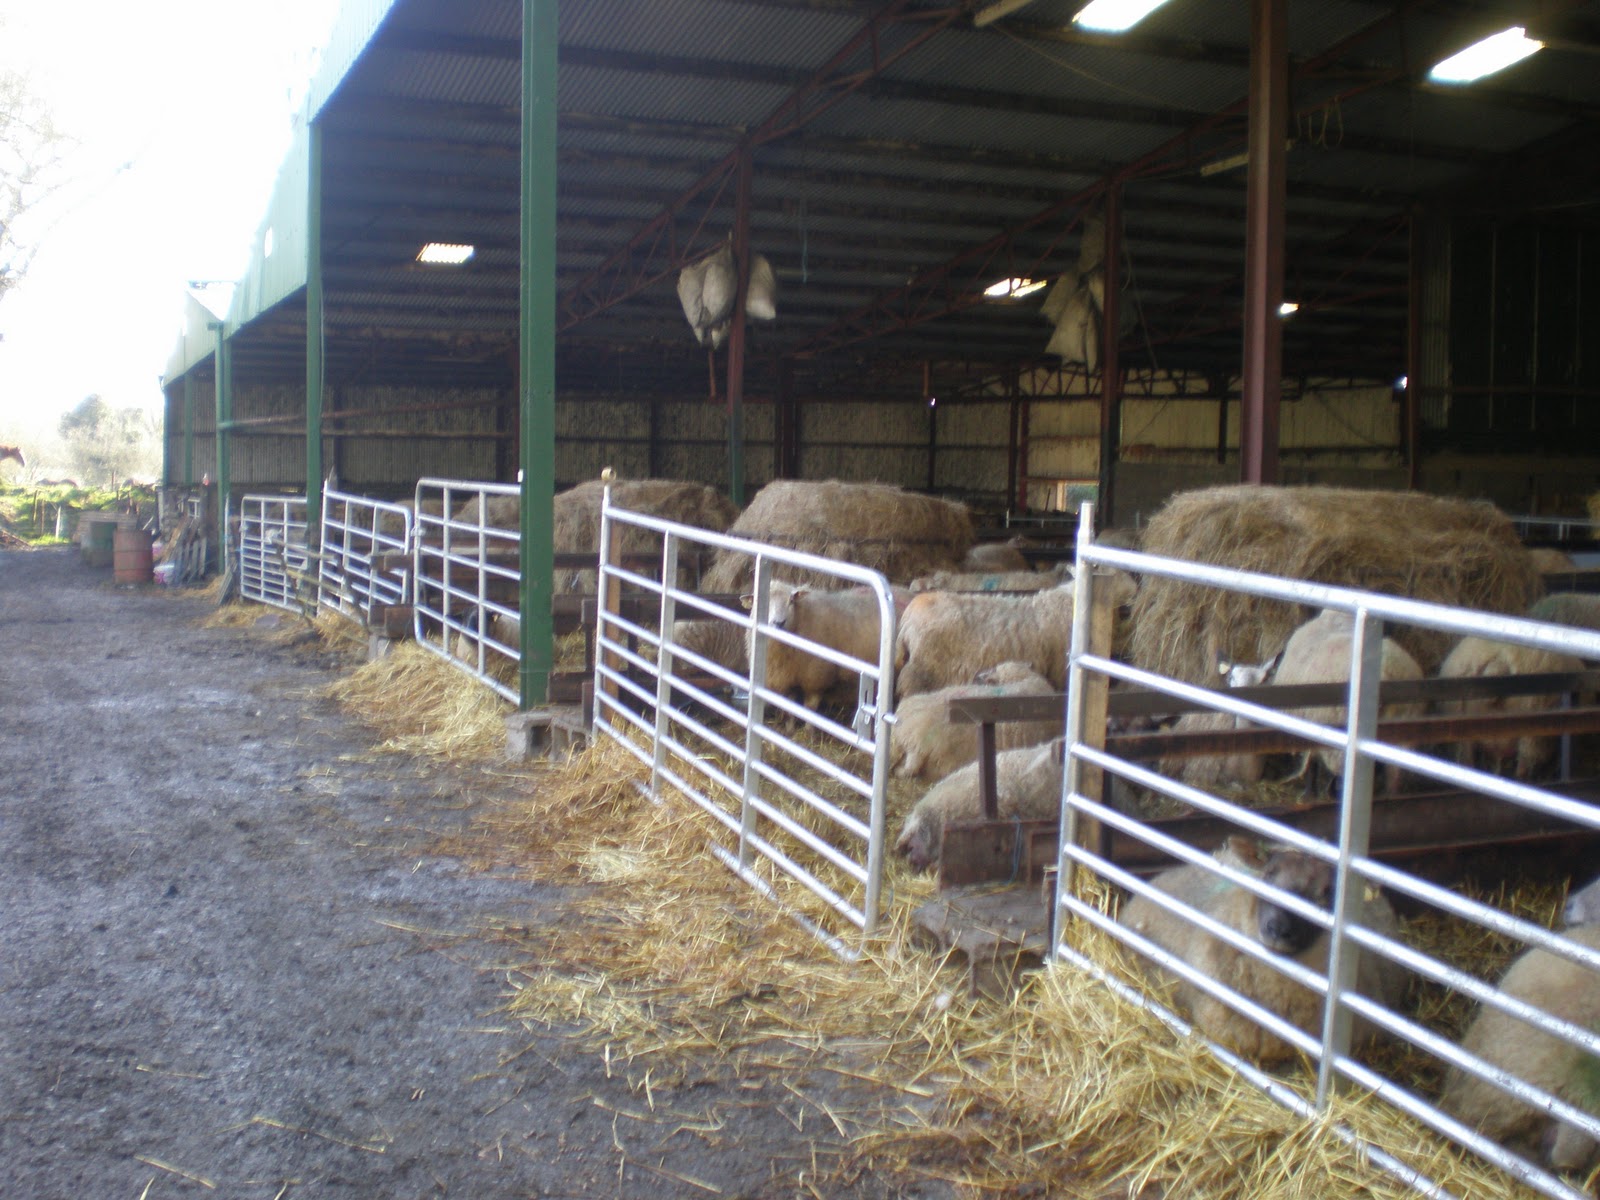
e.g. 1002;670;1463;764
553;477;740;593
699;480;974;594
1128;485;1543;685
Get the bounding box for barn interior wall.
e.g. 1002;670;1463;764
797;400;929;486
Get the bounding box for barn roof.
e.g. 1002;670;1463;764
168;0;1600;401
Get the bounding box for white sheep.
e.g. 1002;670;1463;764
910;563;1069;594
1437;635;1584;779
889;661;1057;781
1440;874;1600;1173
1272;609;1425;794
895;571;1135;700
960;538;1032;573
1159;654;1280;791
1529;591;1600;636
893;740;1063;872
1119;845;1405;1065
753;582;903;710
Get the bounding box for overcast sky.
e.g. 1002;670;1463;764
0;0;342;435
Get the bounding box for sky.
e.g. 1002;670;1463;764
0;0;342;439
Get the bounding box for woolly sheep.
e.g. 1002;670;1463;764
1529;592;1600;638
889;661;1057;781
1120;845;1405;1065
1440;874;1600;1173
909;565;1066;594
1272;609;1425;793
961;538;1032;574
893;740;1064;872
1437;635;1584;779
754;583;903;710
896;571;1135;700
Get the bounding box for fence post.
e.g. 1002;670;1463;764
739;556;774;870
1316;607;1383;1107
594;484;627;738
651;531;682;796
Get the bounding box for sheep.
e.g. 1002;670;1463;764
889;661;1057;781
960;538;1032;573
1437;635;1584;780
1157;655;1279;791
1529;592;1600;638
910;562;1070;594
893;740;1064;872
1271;609;1425;795
1119;845;1405;1066
753;582;905;710
1440;873;1600;1174
895;571;1135;700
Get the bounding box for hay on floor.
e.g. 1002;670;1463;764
325;641;510;761
1129;485;1543;685
701;480;974;593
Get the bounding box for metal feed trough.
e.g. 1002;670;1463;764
1048;502;1600;1200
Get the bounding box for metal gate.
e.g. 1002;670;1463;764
318;489;413;626
238;495;311;613
410;478;522;703
1055;503;1600;1200
591;489;899;956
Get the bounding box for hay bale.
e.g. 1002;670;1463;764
553;478;740;593
701;480;973;593
1129;485;1542;685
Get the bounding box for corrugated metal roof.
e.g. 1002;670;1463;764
172;0;1600;398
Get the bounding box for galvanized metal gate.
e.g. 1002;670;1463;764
318;489;413;626
1055;503;1600;1200
591;489;899;955
410;478;522;703
238;495;311;613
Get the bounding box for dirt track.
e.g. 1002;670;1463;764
0;548;931;1199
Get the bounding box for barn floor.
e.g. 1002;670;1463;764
0;547;950;1199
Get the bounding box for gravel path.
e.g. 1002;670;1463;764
0;547;907;1199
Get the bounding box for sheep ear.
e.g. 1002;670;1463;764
738;593;755;611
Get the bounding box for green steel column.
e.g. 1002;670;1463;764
213;322;232;563
183;373;195;485
306;119;325;545
517;0;557;710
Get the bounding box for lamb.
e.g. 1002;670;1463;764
893;740;1064;872
754;582;905;710
1272;609;1425;794
889;661;1057;781
1440;873;1600;1173
1119;845;1405;1065
1160;654;1280;791
1437;635;1584;779
895;571;1135;700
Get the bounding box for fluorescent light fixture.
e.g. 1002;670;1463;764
1072;0;1174;34
416;242;475;265
1277;301;1300;317
1428;26;1542;84
1396;375;1409;390
983;276;1048;299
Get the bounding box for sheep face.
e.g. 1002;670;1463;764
1254;852;1334;955
1564;873;1600;927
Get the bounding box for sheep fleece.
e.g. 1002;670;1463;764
896;586;1076;698
890;662;1056;781
894;742;1062;872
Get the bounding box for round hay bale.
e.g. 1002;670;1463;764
700;480;974;593
554;478;740;593
1128;485;1543;684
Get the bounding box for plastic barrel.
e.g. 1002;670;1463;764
83;520;117;567
113;526;154;583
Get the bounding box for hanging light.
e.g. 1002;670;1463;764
1428;26;1543;84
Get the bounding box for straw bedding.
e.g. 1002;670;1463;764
700;480;974;593
1129;485;1542;685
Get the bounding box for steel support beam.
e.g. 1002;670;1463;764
306;120;325;545
726;147;753;506
1406;211;1423;490
183;373;195;486
1098;185;1122;529
212;321;231;565
518;0;558;710
1240;0;1287;485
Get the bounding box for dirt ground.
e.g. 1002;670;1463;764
0;547;950;1199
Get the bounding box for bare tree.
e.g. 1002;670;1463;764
0;66;70;306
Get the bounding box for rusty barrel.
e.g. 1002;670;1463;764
113;526;154;583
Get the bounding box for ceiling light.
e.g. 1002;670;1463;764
984;277;1048;299
416;242;475;265
1428;26;1543;84
1278;301;1300;317
1072;0;1174;34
